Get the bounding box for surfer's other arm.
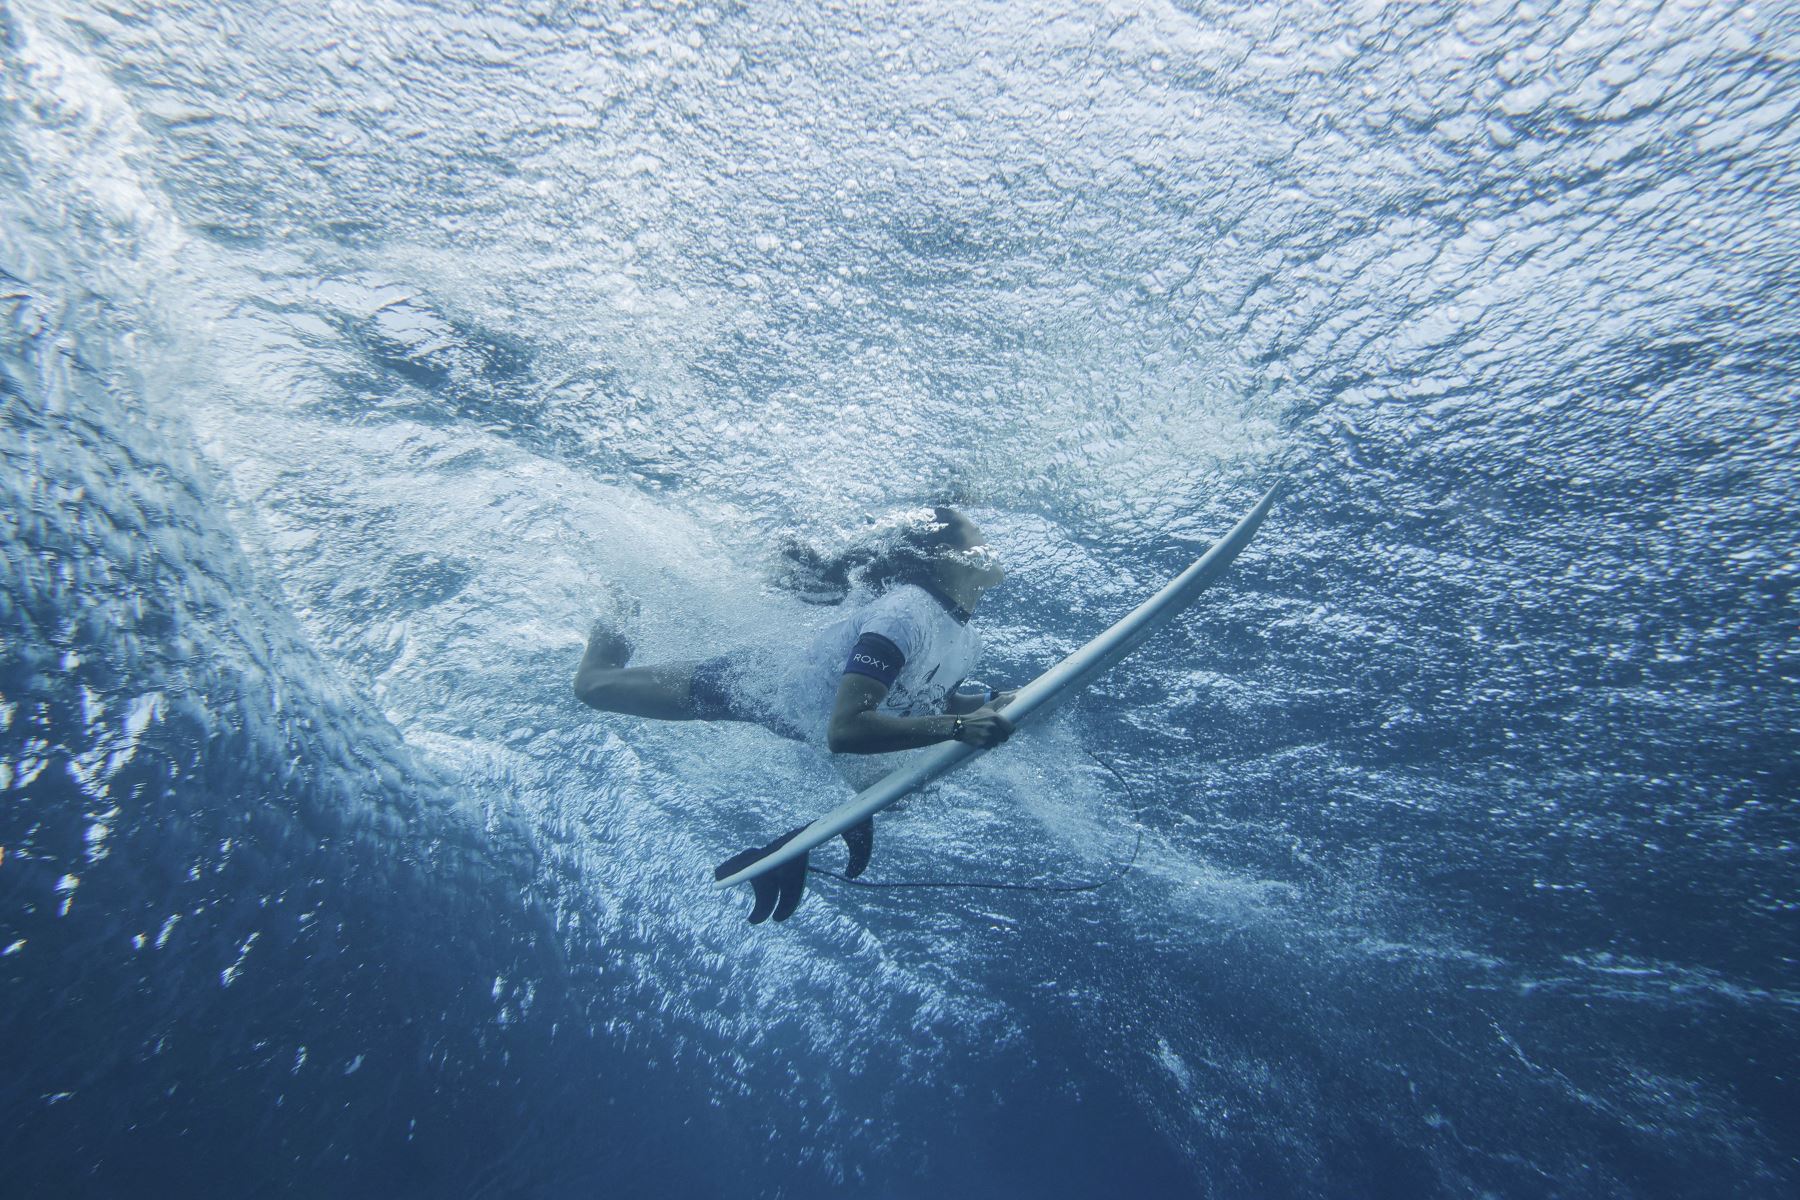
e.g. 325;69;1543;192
827;673;1013;754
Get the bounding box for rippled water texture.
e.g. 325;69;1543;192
3;0;1796;1195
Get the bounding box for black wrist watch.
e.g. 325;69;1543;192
951;717;966;742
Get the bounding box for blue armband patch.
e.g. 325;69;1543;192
844;632;905;688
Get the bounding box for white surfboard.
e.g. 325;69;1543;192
713;479;1282;890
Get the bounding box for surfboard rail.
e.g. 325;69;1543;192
712;478;1282;890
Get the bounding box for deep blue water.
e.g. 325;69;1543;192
3;0;1796;1196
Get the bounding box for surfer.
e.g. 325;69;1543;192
573;505;1015;751
574;505;1015;754
574;508;1016;914
574;506;1015;919
574;506;1020;917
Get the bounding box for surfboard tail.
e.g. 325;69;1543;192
712;819;875;922
714;827;810;923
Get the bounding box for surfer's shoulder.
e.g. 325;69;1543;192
857;582;926;620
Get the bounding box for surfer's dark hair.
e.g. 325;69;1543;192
779;506;975;605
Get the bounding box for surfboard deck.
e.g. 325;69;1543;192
712;479;1282;891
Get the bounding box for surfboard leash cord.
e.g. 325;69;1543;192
806;750;1144;895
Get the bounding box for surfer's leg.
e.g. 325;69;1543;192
573;621;792;731
573;617;699;719
573;661;700;719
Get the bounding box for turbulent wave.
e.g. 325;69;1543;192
3;0;1796;1195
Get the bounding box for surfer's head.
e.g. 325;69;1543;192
915;507;1005;592
777;505;1004;607
865;506;1004;610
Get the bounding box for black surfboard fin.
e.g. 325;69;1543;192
714;826;810;924
842;818;874;879
713;818;877;923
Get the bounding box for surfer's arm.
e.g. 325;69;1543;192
827;675;1013;754
945;686;1016;715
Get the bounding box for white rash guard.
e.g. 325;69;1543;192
727;584;982;756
